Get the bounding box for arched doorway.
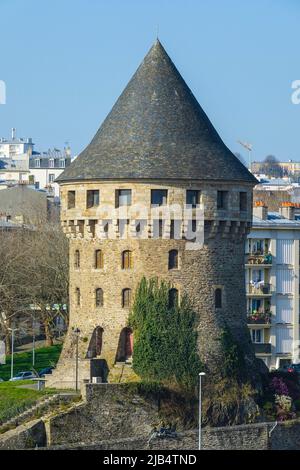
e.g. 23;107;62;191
86;326;103;359
116;327;133;362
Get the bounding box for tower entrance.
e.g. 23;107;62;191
116;327;133;362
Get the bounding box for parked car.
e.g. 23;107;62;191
9;371;37;381
38;367;54;377
281;364;300;375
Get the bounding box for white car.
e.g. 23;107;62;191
9;371;37;381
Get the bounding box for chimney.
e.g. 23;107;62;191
253;201;268;220
280;202;296;220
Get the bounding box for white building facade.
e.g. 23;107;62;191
246;203;300;369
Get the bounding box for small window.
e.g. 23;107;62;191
122;250;133;269
217;191;228;210
95;288;104;307
168;250;178;270
169;288;179;308
75;287;81;306
87;190;100;208
95;250;104;269
116;189;132;207
49;174;55;183
49;158;54;168
251;329;262;343
239;192;247;211
74;250;80;269
122;288;131;308
151;189;168;206
35;158;41;168
60;158;66;168
215;288;222;308
68;190;76;209
186;190;200;207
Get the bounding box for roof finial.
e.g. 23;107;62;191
156;24;159;40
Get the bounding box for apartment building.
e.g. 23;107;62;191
246;202;300;369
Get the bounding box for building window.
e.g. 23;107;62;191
95;288;104;307
122;250;133;269
122;288;131;308
49;158;54;168
68;190;76;209
74;250;80;269
169;288;178;308
215;288;222;308
35;182;40;190
49;174;55;183
35;158;41;168
95;249;104;269
87;190;100;208
239;192;247;211
151;189;168;206
168;250;179;269
251;329;263;343
186;190;200;207
116;189;132;207
75;288;81;306
217;191;228;210
60;158;66;168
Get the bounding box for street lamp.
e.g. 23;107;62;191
74;328;81;392
7;327;19;380
198;372;206;450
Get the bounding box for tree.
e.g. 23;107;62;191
260;155;283;178
128;277;202;391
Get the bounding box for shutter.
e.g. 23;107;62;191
276;297;293;323
276;268;294;294
277;240;294;264
276;326;293;353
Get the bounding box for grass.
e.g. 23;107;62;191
0;344;62;382
0;380;57;426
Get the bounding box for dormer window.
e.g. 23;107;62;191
35;158;41;168
60;158;66;168
49;158;54;168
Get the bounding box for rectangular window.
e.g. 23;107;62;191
68;190;76;209
239;192;247;211
116;189;132;207
186;190;200;207
151;189;168;206
87;190;100;208
251;329;263;343
49;174;55;183
217;191;228;210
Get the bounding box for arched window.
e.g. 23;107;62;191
215;288;222;308
75;287;81;306
95;288;104;307
95;249;104;269
169;288;178;308
122;288;131;308
122;250;133;269
168;250;178;269
74;250;80;269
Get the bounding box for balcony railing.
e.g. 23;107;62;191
247;282;271;295
246;253;272;265
254;343;271;354
247;310;271;324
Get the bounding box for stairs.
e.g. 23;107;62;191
0;392;79;434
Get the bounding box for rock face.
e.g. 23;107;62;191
48;40;260;390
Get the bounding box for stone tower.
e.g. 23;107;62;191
48;40;259;389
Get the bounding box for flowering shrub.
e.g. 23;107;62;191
247;310;271;323
270;377;289;396
275;394;292;412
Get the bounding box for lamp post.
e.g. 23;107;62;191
198;372;206;450
7;327;19;380
74;328;80;391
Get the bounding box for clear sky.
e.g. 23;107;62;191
0;0;299;163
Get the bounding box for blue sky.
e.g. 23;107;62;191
0;0;299;162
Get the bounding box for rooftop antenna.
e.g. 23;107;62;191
237;140;253;170
11;128;16;140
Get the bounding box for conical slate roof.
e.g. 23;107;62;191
57;40;256;183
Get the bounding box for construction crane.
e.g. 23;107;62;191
237;140;253;170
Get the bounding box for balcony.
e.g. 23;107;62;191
245;253;272;266
247;310;271;325
254;343;271;354
247;282;272;296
